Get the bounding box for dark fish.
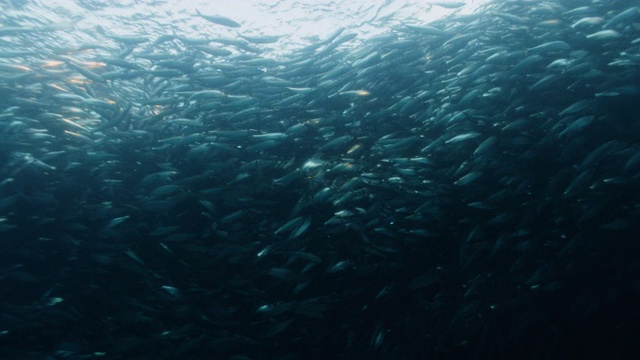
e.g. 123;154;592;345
196;9;242;28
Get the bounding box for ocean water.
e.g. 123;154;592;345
1;0;639;358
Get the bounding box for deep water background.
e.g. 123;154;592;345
1;0;640;359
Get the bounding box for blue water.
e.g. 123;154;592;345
1;0;639;358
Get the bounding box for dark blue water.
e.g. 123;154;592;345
1;0;639;358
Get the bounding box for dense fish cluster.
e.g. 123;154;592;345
1;0;640;358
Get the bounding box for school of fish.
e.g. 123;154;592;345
1;0;639;358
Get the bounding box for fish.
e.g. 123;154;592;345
426;1;467;9
106;215;130;228
586;29;622;40
196;9;241;28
